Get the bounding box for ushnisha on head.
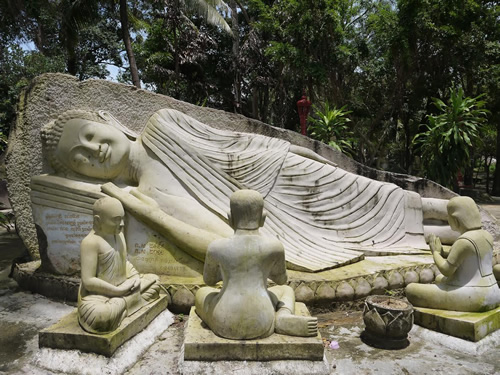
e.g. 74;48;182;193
228;189;267;230
447;196;482;233
41;110;135;180
92;197;125;235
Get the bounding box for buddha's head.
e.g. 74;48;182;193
41;110;134;180
93;197;125;235
447;196;482;233
228;189;267;230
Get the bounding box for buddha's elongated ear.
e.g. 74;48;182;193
228;213;234;229
98;111;138;140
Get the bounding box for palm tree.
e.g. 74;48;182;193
119;0;141;87
168;0;232;96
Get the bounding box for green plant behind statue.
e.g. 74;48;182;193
413;87;489;188
307;102;353;155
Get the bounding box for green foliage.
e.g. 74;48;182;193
413;87;489;188
0;45;66;154
308;103;353;155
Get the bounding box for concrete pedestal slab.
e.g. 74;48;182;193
183;303;324;362
39;294;168;356
414;306;500;342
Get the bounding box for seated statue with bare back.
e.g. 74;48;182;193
78;197;161;334
195;189;318;340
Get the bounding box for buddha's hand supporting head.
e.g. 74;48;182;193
41;110;132;180
228;189;267;231
93;197;125;236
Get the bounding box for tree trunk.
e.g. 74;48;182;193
65;37;78;76
173;0;180;98
230;0;241;113
485;157;491;195
119;0;140;88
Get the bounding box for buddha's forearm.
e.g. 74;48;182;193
132;208;222;262
83;277;124;297
102;182;222;262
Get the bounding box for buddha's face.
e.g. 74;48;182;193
55;119;131;179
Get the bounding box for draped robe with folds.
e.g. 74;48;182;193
78;238;159;334
140;109;428;272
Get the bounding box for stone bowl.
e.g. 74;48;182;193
361;295;414;349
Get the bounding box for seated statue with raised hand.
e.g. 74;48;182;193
195;189;318;340
78;197;161;334
406;196;500;312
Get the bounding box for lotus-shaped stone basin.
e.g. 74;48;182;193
362;295;414;349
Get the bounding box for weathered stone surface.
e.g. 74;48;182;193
414;306;500;342
35;309;175;375
335;281;355;301
171;286;196;314
370;275;389;295
315;283;336;301
14;255;440;308
179;357;329;375
39;294;168;357
294;283;315;304
404;270;419;285
387;271;404;289
183;303;324;361
354;278;371;299
418;268;434;284
12;260;79;301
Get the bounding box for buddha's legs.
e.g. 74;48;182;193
78;295;127;334
268;285;318;337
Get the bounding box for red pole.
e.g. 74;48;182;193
297;91;312;135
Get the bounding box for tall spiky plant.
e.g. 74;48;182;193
413;87;489;188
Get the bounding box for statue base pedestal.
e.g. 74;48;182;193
183;303;324;361
181;303;327;374
414;306;500;342
39;294;168;356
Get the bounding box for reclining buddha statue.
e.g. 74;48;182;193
37;108;455;273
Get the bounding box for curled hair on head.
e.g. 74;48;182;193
41;110;112;175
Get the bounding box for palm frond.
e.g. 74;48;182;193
183;0;232;35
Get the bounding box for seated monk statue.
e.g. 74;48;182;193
406;196;500;312
195;189;318;339
78;197;161;334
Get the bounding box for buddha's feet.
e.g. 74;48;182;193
274;309;318;337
